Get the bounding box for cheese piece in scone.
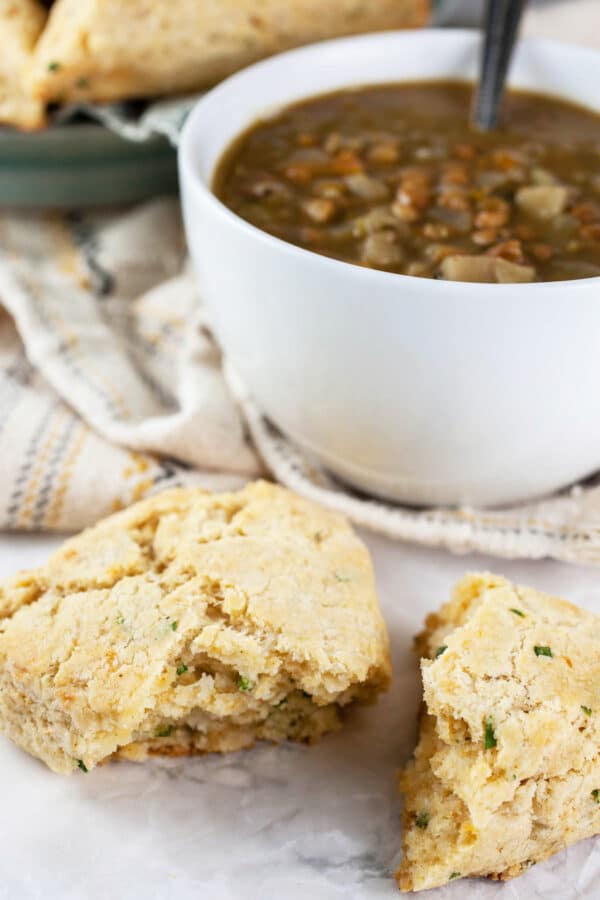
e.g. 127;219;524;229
398;573;600;891
28;0;429;105
0;0;46;130
0;481;391;774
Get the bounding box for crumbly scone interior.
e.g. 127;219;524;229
398;714;600;891
421;574;600;825
0;483;390;774
115;575;378;761
398;573;600;892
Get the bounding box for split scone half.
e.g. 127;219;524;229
0;481;390;775
0;0;46;129
398;573;600;891
28;0;429;106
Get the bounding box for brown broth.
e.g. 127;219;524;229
214;81;600;283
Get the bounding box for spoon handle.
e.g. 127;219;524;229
472;0;527;131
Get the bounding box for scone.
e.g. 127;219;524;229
0;0;46;129
28;0;429;106
0;481;391;775
398;573;600;891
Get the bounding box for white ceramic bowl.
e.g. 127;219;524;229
179;29;600;507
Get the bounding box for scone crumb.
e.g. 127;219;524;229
0;481;390;774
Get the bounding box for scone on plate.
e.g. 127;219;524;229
398;573;600;892
0;481;390;774
0;0;46;129
28;0;429;105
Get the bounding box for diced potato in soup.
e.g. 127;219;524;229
515;185;569;219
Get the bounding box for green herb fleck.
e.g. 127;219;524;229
415;811;430;829
509;608;525;617
534;645;553;657
334;573;351;583
76;77;89;89
48;61;61;72
238;676;253;692
176;664;188;676
582;706;593;717
169;621;178;631
484;716;497;750
434;645;448;659
449;872;461;880
77;759;88;773
156;726;173;738
116;613;125;625
592;789;600;804
276;697;288;708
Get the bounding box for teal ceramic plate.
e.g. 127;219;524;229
0;122;178;208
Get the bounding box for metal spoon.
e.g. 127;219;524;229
472;0;528;131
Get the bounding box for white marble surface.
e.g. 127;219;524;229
1;532;599;900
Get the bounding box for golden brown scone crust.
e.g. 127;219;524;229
0;0;46;129
28;0;429;105
398;573;600;892
0;481;390;774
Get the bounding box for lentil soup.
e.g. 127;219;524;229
214;81;600;283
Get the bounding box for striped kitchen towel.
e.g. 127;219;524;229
0;200;260;532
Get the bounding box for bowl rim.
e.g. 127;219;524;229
179;28;600;293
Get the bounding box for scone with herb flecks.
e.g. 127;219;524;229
28;0;428;106
0;481;390;774
398;573;600;891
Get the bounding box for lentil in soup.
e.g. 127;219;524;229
214;81;600;283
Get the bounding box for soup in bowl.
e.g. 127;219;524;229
214;82;600;284
179;29;600;507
